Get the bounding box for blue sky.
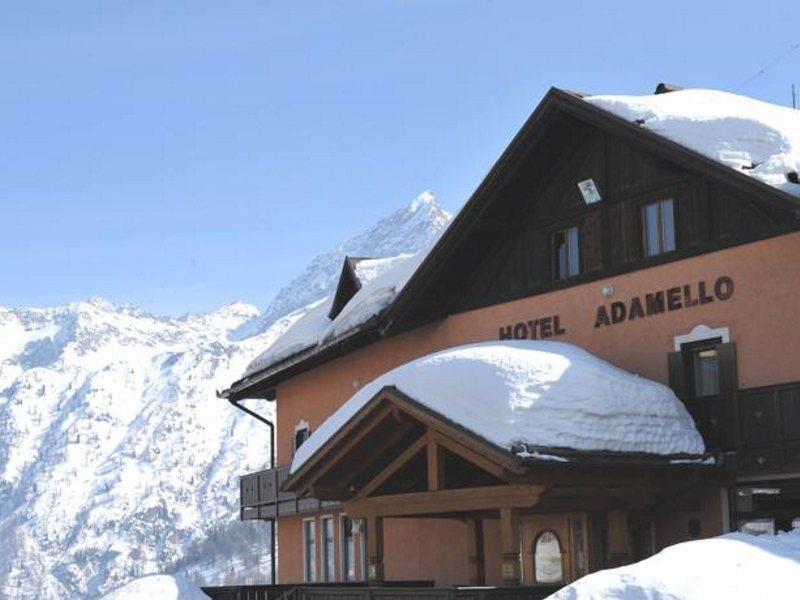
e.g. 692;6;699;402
1;1;797;315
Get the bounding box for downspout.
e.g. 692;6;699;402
228;397;277;585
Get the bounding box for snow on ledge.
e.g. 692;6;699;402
100;574;209;599
291;341;705;474
585;89;800;198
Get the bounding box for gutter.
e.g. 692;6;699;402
222;394;277;584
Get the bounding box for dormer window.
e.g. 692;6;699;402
294;420;311;453
552;226;580;280
642;198;675;257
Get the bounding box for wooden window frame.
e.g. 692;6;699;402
641;197;676;258
320;514;336;582
302;517;318;583
681;337;723;400
551;225;580;281
532;529;564;585
339;513;361;582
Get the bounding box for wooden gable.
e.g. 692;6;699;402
383;90;800;328
328;256;368;319
282;386;526;504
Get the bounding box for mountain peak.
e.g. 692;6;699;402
407;189;437;212
242;191;453;337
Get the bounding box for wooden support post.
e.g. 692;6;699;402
500;507;521;586
607;510;630;567
427;438;445;491
466;517;486;586
366;515;385;585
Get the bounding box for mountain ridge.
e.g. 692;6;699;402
0;191;452;598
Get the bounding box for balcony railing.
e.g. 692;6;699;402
240;465;340;521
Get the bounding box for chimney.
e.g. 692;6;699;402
655;83;684;94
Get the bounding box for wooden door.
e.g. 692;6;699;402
521;513;587;586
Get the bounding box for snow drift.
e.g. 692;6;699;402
586;89;800;197
291;341;705;473
101;574;209;599
551;528;800;600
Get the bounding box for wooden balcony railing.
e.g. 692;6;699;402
239;465;340;521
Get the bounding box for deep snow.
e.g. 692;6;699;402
586;89;800;197
291;341;705;474
0;194;449;599
551;528;800;599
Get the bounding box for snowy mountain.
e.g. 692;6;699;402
0;192;451;599
235;190;451;339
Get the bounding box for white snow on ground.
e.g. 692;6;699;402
101;574;209;599
551;528;800;600
291;341;705;473
585;89;800;197
0;196;450;599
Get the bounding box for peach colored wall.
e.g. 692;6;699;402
276;232;800;464
274;232;800;582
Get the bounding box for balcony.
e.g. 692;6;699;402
240;465;340;521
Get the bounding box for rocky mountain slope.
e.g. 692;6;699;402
0;193;452;598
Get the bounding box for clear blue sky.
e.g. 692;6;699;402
1;1;797;315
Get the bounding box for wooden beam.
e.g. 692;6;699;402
429;430;507;480
366;515;385;584
338;419;415;488
385;390;525;474
346;484;543;518
427;437;445;491
293;404;392;494
355;435;428;500
500;507;521;586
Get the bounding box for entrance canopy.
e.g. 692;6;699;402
291;341;704;477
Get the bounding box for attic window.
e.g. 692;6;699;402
642;199;675;257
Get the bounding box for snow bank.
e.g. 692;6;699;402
291;341;704;473
551;528;800;600
100;575;209;599
585;89;800;197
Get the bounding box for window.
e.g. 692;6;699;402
691;347;720;397
294;423;311;454
533;530;563;584
642;198;675;257
341;516;357;582
552;226;580;280
303;519;317;582
321;516;335;582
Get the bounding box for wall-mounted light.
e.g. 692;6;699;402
578;178;602;204
602;283;615;297
352;378;361;389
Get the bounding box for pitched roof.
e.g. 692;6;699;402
223;87;800;400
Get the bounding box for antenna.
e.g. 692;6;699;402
734;42;800;92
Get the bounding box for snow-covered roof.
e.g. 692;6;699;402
243;251;424;377
553;527;800;600
585;89;800;197
290;341;705;474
